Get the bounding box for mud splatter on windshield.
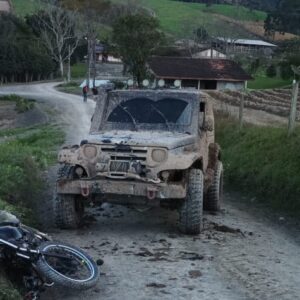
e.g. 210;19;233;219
107;98;192;126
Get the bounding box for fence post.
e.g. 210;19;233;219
239;91;245;129
288;80;299;136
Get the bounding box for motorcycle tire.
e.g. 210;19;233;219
35;241;99;290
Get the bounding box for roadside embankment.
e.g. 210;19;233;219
216;115;300;215
0;125;64;296
0;125;64;224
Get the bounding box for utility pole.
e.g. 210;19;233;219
288;65;300;137
92;38;97;88
288;80;299;136
86;37;91;88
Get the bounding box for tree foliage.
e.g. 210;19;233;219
265;0;300;35
26;2;82;78
0;13;55;83
112;13;164;85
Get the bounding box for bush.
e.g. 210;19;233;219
266;65;276;78
0;95;35;113
280;64;293;80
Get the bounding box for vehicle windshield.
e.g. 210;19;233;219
102;97;193;132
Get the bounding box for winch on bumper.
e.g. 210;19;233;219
57;179;187;200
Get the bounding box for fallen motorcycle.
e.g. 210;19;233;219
0;211;99;299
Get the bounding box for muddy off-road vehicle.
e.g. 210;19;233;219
55;90;223;234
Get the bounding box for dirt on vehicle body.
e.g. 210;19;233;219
55;89;223;234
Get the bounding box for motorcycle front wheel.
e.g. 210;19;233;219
35;241;99;290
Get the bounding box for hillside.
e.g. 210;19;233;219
10;0;296;40
10;0;39;16
112;0;297;41
112;0;266;38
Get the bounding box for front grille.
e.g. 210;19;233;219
110;161;130;173
101;146;148;178
101;147;147;155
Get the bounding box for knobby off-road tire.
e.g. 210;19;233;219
54;165;84;229
178;169;204;235
36;241;99;290
205;161;223;211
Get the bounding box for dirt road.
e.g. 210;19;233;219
0;83;299;300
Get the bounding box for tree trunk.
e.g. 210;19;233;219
67;45;71;82
59;56;64;78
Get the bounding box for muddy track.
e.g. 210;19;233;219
0;83;299;300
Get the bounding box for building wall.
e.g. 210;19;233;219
217;81;245;91
0;0;11;12
193;49;227;59
158;78;246;91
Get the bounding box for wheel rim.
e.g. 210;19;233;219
42;244;95;283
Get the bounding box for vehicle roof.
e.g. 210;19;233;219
108;89;203;101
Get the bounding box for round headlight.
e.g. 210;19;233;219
83;145;97;159
152;149;167;163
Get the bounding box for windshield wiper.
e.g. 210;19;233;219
150;104;171;131
117;104;138;131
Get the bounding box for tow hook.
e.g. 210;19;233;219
147;187;157;200
80;182;90;198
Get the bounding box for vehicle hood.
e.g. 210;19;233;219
87;131;196;149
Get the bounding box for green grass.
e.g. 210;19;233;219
0;94;35;113
216;116;300;215
201;4;266;21
248;76;292;89
0;271;21;300
71;63;87;79
0;125;64;224
56;81;82;96
112;0;266;37
11;0;40;17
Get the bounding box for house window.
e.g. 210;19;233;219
200;80;217;90
181;80;198;89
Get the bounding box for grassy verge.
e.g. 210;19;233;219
0;271;21;300
56;81;82;96
248;76;291;89
0;125;64;224
0;94;35;113
0;124;64;298
216;116;300;215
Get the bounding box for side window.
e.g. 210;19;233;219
199;102;205;129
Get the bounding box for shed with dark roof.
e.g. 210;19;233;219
148;56;252;91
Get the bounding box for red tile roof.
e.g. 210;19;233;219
148;56;252;81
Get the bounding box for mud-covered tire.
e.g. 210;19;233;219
54;194;84;229
55;165;84;229
178;169;204;235
205;161;223;211
36;241;99;290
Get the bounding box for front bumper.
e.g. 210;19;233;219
57;179;187;199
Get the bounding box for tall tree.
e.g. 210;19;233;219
0;13;54;83
265;0;300;36
112;13;164;85
61;0;112;85
27;1;82;78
